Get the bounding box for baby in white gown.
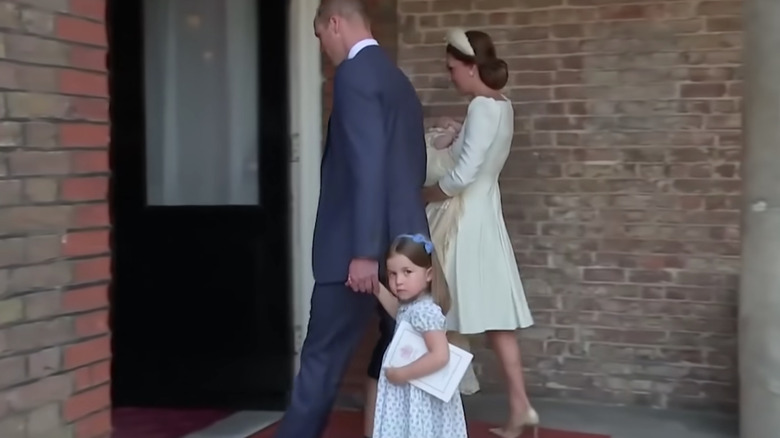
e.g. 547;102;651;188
424;118;480;396
425;118;461;185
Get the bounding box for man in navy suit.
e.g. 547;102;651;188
273;1;428;437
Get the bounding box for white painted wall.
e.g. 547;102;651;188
288;0;322;373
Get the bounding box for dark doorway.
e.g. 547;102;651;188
107;0;292;410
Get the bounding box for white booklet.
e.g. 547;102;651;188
382;319;474;402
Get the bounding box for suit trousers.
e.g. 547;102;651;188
273;282;377;438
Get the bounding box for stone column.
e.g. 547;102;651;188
739;0;780;437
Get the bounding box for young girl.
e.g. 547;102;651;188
370;233;468;438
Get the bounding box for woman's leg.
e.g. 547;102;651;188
486;330;534;428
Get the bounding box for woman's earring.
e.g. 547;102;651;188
469;71;474;77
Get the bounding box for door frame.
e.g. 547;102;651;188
288;0;321;372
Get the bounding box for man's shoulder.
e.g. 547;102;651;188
352;44;390;64
342;46;400;77
334;56;376;89
336;48;419;106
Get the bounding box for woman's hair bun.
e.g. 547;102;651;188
477;57;508;90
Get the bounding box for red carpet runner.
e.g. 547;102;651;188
252;410;610;438
112;408;233;438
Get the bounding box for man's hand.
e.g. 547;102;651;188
346;258;379;294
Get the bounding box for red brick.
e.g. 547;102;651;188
629;269;673;284
599;4;663;20
64;384;110;421
69;46;106;71
70;97;109;121
55;16;106;46
681;82;727;98
59;69;108;97
74;360;110;391
60;123;109;148
697;0;741;16
61;176;108;201
72;150;109;173
62;285;109;312
73;203;110;227
706;17;741;32
63;230;109;257
74;310;109;337
70;0;105;21
72;256;110;283
74;409;111;438
64;336;111;369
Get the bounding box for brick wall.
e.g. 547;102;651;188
0;0;112;436
394;0;741;411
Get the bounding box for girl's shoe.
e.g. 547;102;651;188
488;407;540;438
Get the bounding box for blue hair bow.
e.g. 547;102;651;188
398;233;434;254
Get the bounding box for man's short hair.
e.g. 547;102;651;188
315;0;370;25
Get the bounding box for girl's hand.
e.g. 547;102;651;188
384;367;409;385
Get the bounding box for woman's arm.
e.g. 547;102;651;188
375;283;400;318
436;97;501;197
386;330;450;382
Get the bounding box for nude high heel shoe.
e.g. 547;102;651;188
488;407;540;438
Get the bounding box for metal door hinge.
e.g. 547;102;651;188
293;324;304;354
289;133;300;163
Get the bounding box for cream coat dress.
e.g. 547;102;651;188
428;96;534;335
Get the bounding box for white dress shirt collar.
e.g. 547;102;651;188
348;38;379;59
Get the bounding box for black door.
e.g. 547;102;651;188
107;0;292;410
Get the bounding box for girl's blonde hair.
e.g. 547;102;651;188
387;234;451;314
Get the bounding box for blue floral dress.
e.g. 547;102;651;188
372;295;468;438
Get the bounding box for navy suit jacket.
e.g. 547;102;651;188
312;45;429;284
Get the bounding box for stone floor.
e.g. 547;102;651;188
463;394;739;438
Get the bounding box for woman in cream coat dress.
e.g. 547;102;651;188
422;29;538;438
